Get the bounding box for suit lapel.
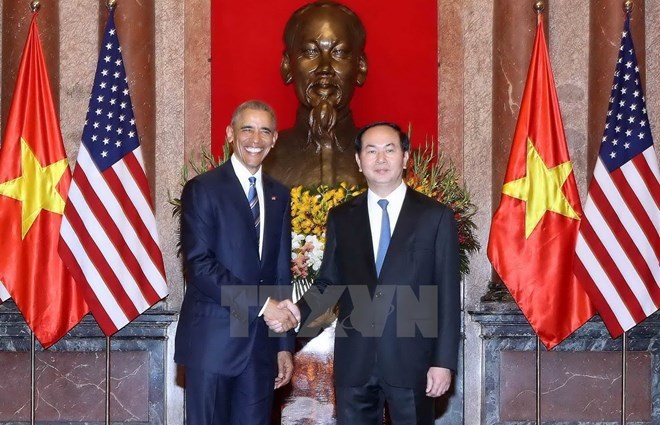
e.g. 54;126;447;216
350;194;378;279
224;162;260;255
380;187;417;278
260;175;279;267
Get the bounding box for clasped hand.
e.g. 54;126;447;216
263;299;301;333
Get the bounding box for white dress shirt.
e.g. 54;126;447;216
231;155;265;258
367;181;407;259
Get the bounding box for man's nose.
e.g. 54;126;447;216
317;51;334;74
376;151;386;162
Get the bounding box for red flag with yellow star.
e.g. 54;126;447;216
0;14;88;348
487;16;595;349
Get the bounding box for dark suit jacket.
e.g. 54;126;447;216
299;187;460;389
174;161;294;377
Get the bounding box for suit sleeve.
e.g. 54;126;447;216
277;196;295;352
180;177;246;305
433;207;461;372
298;209;341;326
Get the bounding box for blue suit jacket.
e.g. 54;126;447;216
174;161;294;377
299;187;460;389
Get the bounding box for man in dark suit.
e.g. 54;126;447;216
174;100;299;425
270;122;460;424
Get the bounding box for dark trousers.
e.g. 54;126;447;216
185;361;275;425
335;374;434;425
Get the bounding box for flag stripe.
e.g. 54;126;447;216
63;198;142;321
573;254;626;337
69;163;156;312
632;151;660;220
75;145;166;300
122;148;153;213
103;165;167;294
58;232;123;334
578;212;647;323
588;179;659;308
593;159;660;276
611;168;659;253
109;155;167;284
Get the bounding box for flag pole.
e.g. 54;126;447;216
106;336;111;425
535;336;541;425
533;3;545;422
619;3;632;424
31;332;35;425
622;332;627;424
102;7;115;421
28;1;41;421
103;2;116;422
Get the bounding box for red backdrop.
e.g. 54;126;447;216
211;0;438;156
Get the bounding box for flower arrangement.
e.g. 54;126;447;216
290;183;364;301
404;144;480;277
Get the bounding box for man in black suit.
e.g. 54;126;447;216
174;100;299;425
270;122;460;424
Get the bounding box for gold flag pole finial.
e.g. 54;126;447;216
533;1;544;24
623;1;633;14
534;1;545;15
30;1;40;13
106;0;117;12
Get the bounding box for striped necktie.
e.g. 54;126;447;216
375;199;390;276
248;176;260;238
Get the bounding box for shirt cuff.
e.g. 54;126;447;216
258;297;271;317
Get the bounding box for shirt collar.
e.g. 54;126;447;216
367;180;407;207
231;154;262;184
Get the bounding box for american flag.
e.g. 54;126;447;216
59;11;168;335
574;15;659;338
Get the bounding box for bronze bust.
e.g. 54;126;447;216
263;1;367;187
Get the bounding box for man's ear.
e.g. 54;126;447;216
281;53;293;85
225;125;234;145
356;54;367;87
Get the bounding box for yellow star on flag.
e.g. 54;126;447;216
0;137;68;239
502;137;580;238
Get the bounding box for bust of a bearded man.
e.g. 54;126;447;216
263;1;367;187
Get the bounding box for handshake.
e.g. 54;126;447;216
263;298;301;333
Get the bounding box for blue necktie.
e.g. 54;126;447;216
375;199;390;276
248;176;260;238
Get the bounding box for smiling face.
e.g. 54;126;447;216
226;108;278;174
282;6;367;112
355;125;409;197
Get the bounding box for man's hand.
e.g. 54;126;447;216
264;298;299;333
278;299;301;324
425;367;452;397
274;351;294;389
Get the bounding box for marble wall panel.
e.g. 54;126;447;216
473;306;659;425
0;352;30;422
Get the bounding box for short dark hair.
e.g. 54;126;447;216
230;100;277;129
354;122;410;153
283;1;366;51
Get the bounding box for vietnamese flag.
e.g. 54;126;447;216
0;14;88;348
487;15;595;349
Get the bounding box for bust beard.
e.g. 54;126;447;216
308;99;340;152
